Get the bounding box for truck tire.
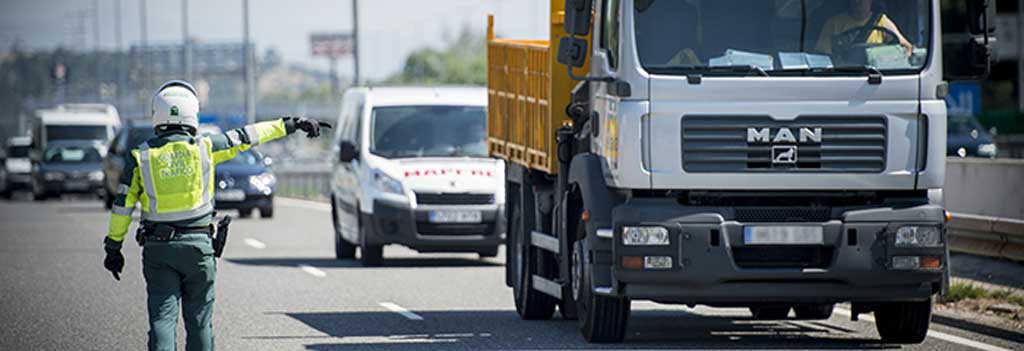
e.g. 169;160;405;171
750;306;791;320
510;200;557;320
359;223;383;267
575;238;630;342
874;300;932;344
331;196;356;260
794;303;834;320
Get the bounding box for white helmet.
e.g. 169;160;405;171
151;80;200;131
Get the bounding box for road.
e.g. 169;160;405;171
0;196;1020;351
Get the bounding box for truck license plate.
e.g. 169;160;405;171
743;226;823;245
429;210;481;224
215;189;246;201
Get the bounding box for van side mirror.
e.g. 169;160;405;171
564;0;594;36
338;141;358;163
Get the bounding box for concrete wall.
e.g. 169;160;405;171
944;158;1024;220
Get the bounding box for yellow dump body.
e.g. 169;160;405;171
486;3;589;175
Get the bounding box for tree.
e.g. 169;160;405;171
385;27;485;85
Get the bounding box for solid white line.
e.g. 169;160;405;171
243;238;266;249
277;197;331;212
298;264;327;278
379;302;424;321
834;308;1011;351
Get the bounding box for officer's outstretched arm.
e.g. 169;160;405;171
105;154;144;246
207;117;328;164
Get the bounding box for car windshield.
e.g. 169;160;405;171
8;145;29;158
634;0;931;76
44;145;102;163
370;105;488;159
222;150;259;165
47;125;109;141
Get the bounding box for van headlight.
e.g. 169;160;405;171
622;226;670;246
894;226;942;247
372;169;404;195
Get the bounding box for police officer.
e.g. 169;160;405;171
102;80;329;351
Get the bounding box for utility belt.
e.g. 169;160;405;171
136;215;233;258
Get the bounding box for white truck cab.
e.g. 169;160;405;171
329;87;505;266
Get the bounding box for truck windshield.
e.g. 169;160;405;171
370;105;487;159
46;125;109;141
634;0;931;76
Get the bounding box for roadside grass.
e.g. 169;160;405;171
946;282;1024;306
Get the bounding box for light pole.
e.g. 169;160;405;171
243;0;255;124
182;0;192;82
352;0;360;86
115;0;124;107
140;0;149;118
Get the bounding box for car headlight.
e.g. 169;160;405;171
372;169;404;195
977;143;997;157
44;172;65;181
88;171;104;182
622;226;670;246
249;173;276;194
894;226;942;247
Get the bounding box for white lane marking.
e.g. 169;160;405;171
379;302;424;320
834;308;1012;351
277;197;331;212
298;264;327;278
243;238;266;249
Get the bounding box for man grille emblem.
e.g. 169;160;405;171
772;146;798;164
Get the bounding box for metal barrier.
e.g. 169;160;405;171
274;158;1024;261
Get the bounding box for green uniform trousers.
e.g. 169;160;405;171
142;234;216;351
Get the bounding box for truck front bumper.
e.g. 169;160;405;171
600;199;946;304
364;200;505;253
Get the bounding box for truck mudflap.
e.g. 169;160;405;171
602;199;947;303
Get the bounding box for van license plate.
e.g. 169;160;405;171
743;226;823;245
429;210;481;224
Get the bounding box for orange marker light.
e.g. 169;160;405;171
945;211;952;223
582;210;590;222
621;256;643;269
921;256;942;269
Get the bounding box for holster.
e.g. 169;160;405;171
213;215;232;258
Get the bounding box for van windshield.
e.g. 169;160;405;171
634;0;931;76
8;145;29;158
46;125;109;141
370;105;487;159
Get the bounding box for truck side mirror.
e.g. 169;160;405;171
557;37;589;68
944;0;996;81
338;141;358;163
967;0;996;35
564;0;594;36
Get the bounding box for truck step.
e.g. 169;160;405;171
531;274;563;299
530;231;560;254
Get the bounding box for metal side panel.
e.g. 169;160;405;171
531;275;563;299
530;231;560;254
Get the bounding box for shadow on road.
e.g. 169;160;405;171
242;309;897;350
225;256;501;269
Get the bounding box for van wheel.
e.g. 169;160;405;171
874;300;932;344
576;237;630;342
750;306;791;320
794;304;834;320
331;196;356;260
259;207;274;218
359;223;383;267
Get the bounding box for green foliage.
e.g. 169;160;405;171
946;282;1024;306
384;27;486;85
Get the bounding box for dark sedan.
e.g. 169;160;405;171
214;149;275;218
102;122;154;208
947;114;998;158
32;140;105;200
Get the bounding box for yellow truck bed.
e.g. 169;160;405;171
486;8;588;175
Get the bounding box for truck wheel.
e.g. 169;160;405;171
331;196;356;260
510;203;556;320
359;223;383;267
874;300;932;344
259;207;274;218
794;304;834;320
750;306;791;320
575;238;630;342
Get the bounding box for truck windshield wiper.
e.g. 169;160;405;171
778;65;884;84
645;64;770;77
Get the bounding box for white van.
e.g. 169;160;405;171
329;87;505;266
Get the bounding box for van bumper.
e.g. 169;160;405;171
363;200;505;253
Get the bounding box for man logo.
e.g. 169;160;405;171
170;106;180;116
772;146;798;164
747;127;822;144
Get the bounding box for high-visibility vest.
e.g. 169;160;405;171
134;137;214;222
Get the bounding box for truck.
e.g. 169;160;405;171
487;0;996;343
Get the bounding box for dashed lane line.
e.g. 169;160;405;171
379;302;424;320
298;264;327;278
243;238;267;249
277;197;331;212
834;307;1012;351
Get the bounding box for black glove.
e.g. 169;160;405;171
103;237;124;281
292;117;332;138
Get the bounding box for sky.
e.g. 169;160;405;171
0;0;550;80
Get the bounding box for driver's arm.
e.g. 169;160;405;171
879;15;914;56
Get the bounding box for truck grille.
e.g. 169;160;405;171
735;207;832;222
415;192;494;205
681;116;886;173
732;246;834;268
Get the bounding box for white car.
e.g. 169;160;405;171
2;136;32;198
329;87;505;266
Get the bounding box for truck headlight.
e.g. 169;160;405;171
249;173;276;194
372;169;404;195
894;226;942;247
88;171;104;182
622;226;670;246
44;172;65;181
977;143;997;157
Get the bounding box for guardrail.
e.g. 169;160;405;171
274;159;1024;261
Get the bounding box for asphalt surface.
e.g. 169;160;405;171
0;195;1021;351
